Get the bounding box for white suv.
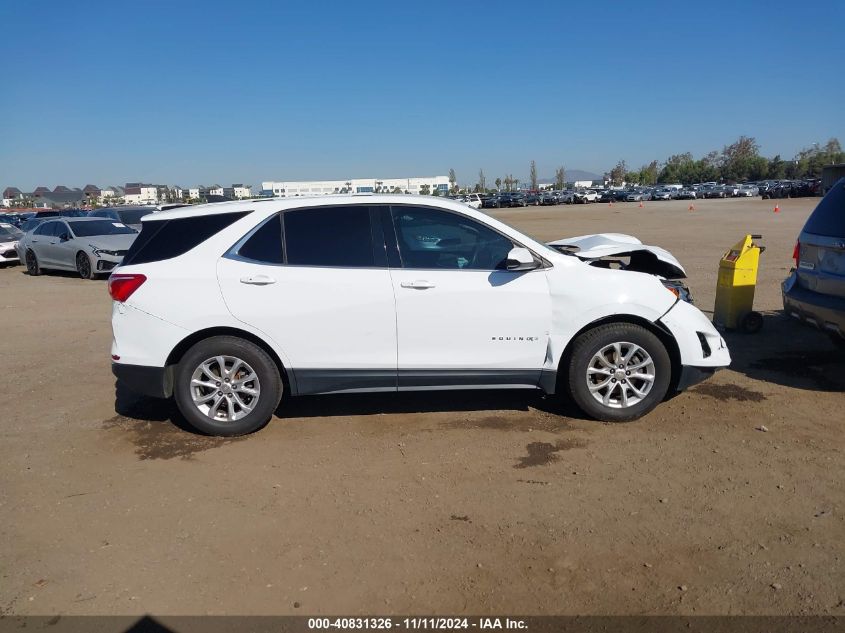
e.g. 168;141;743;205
110;196;730;435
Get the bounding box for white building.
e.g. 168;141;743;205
232;184;252;199
207;185;224;197
260;176;451;197
123;183;159;205
188;187;202;200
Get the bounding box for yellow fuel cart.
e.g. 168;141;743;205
714;234;765;333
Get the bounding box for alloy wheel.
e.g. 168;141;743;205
190;355;261;422
585;341;656;409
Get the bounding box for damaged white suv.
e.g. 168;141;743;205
110;196;730;435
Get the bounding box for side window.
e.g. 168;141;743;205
284;206;374;267
236;213;284;264
34;222;53;236
390;206;514;270
121;211;249;266
54;222;69;238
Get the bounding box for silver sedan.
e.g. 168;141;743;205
20;217;138;279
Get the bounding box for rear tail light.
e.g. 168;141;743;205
792;240;800;267
108;273;146;302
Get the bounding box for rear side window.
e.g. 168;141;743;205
237;214;284;264
284;206;374;267
122;211;249;266
803;179;844;237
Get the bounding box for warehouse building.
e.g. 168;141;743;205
260;176;451;197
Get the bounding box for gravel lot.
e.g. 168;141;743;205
2;196;843;616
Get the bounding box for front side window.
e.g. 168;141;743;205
390;206;514;270
284;206;374;267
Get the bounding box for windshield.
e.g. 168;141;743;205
68;220;138;237
0;224;23;239
117;209;154;224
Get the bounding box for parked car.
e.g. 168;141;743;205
737;184;759;197
782;178;845;345
651;188;674;201
539;192;558;205
109;196;730;436
675;188;697;200
460;194;483;209
0;223;23;265
497;192;528;207
0;213;25;228
572;189;599;204
481;195;501;209
625;190;650;202
20;215;56;234
88;206;156;231
524;193;541;206
702;185;727;198
20;217;138;279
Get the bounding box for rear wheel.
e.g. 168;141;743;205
174;336;282;436
76;251;93;279
25;249;40;276
566;323;671;422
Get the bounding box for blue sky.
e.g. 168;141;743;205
1;0;843;189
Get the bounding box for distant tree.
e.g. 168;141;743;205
478;169;486;192
529;160;538;190
555;166;566;190
419;184;431;195
609;160;627;186
767;155;786;179
503;176;512;191
392;186;403;194
513;177;520;190
495;177;502;191
448;168;457;193
640;160;659;185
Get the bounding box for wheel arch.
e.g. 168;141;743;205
165;326;294;396
556;314;682;396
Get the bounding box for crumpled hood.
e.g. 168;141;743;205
547;233;686;279
86;233;138;252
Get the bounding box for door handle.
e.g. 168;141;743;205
239;274;276;285
400;280;436;289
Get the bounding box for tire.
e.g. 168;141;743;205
76;251;94;280
174;336;283;436
566;323;672;422
25;249;41;276
741;311;763;334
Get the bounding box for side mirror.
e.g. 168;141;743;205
505;246;539;271
59;233;70;241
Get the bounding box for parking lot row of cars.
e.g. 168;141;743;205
452;178;823;208
0;206;161;277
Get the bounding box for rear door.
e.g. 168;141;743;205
217;205;398;395
32;221;61;267
797;180;845;298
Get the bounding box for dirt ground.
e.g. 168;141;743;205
1;196;843;616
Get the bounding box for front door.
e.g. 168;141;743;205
217;206;398;395
386;205;551;389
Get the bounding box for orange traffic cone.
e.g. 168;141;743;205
688;203;695;212
774;203;780;213
638;201;644;208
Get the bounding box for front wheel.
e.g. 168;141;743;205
566;323;671;422
25;249;41;276
76;251;94;279
174;336;282;436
